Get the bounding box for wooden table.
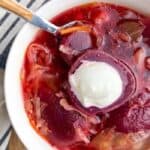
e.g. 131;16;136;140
8;130;26;150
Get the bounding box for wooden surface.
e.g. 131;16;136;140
8;130;26;150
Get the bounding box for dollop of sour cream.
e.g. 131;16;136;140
69;61;123;108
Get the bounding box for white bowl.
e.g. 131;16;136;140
5;0;150;149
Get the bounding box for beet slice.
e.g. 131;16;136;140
35;84;99;148
67;50;136;114
107;90;150;133
39;89;78;143
59;31;94;64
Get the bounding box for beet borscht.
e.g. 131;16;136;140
21;3;150;150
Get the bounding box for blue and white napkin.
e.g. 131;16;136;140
0;69;11;150
0;0;49;149
0;0;49;68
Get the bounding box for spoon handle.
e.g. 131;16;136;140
0;0;58;33
0;0;33;21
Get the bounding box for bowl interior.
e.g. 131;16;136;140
5;0;150;149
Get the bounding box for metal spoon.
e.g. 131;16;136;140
0;0;84;35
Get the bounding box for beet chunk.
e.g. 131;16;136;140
67;50;136;114
59;31;93;64
107;91;150;133
36;85;99;148
38;86;76;141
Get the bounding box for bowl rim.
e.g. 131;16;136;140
4;0;150;149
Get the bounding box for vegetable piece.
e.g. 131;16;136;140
60;25;91;35
91;128;150;150
59;31;94;64
107;91;150;133
118;20;145;41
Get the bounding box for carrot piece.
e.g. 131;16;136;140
60;25;91;35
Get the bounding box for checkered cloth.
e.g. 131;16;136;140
0;0;48;149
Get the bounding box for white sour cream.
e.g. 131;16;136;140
69;61;123;108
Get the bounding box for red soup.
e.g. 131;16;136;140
21;3;150;150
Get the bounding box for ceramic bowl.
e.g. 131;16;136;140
5;0;150;149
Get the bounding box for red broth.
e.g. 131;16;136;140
21;3;150;150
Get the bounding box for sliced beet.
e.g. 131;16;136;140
38;86;78;144
59;31;94;64
36;84;99;148
67;50;136;114
107;90;150;133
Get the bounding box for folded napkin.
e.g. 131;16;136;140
0;0;49;149
0;0;49;68
0;69;11;150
